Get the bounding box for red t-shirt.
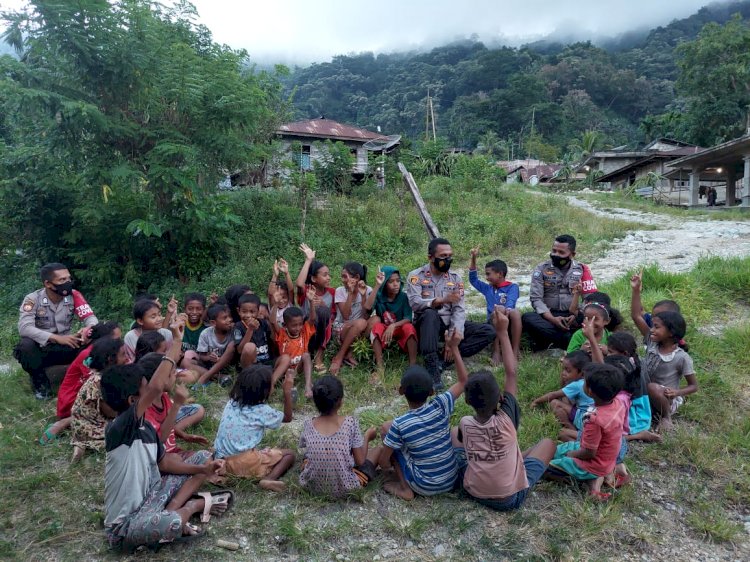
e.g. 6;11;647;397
574;399;627;477
145;393;178;453
56;345;93;418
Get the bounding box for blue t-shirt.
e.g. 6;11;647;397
468;269;519;321
562;379;595;430
383;391;458;495
214;401;283;458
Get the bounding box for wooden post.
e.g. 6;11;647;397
398;162;441;239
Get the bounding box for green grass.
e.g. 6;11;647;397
1;185;750;559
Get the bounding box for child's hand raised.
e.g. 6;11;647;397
273;259;280;276
470;246;480;258
278;258;289;274
209;292;219;305
357;279;367;297
299;243;316;261
170;313;187;340
306;287;320;306
630;270;643;291
581;316;596;340
167;295;178;315
375;268;385;287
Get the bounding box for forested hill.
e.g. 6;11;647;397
284;0;750;156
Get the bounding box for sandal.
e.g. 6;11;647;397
314;364;327;375
588;490;612;502
39;424;59;446
194;490;234;523
614;473;632;488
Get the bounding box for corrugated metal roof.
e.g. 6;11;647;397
277;118;382;142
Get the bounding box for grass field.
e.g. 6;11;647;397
1;188;750;560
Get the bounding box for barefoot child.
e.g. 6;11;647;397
123;300;173;363
268;259;295;328
214;365;296;492
194;304;236;387
295;244;336;373
102;317;230;551
181;292;209;377
457;312;556;510
299;375;380;497
547;362;627;501
329;262;373;375
631;272;697;432
469;247;521;363
234;294;274;368
270;289;317;398
366;266;418;379
378;337;468;500
530;350;592;440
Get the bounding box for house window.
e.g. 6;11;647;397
300;145;311;171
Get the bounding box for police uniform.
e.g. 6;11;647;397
14;288;98;394
407;264;495;387
521;259;593;351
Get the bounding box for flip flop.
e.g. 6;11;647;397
195;490;234;523
39;424;59;446
614;473;632;488
588;490;612;502
314;364;327;375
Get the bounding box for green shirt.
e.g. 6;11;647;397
566;329;610;354
182;323;207;352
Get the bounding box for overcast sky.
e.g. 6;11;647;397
1;0;714;63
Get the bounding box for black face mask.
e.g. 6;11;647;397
50;280;74;296
433;256;453;273
550;254;570;269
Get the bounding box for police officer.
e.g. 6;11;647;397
407;238;496;389
522;234;597;351
14;263;98;399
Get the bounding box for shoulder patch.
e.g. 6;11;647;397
22;299;34;312
409;276;419;285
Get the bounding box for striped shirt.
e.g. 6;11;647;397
383;391;458;495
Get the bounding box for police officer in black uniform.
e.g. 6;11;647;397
14;263;98;399
407;238;496;389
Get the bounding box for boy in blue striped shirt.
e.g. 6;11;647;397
379;338;467;500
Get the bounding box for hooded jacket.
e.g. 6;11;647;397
375;266;413;324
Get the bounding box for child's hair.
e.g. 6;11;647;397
400;365;433;404
606;307;623;331
224;284;252;321
282;306;304;324
89;321;120;341
653;299;680;313
583;302;610;322
484;260;508;277
134;292;159;303
238;293;261;308
564;350;591;373
312;375;344;415
260;303;270;314
207;303;230;322
133;299;159;321
101;363;145;413
583;291;611;306
607;332;643;396
604;355;640;396
184;292;206;307
654;310;689;351
230;364;273;407
306;260;328;285
136;352;165;381
88;336;124;371
583;363;624;402
134;330;166;362
277;279;289;292
465;370;501;414
343;261;367;283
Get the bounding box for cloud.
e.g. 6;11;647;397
1;0;714;63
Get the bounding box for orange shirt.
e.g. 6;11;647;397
275;322;316;364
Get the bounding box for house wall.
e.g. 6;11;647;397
597;157;641;174
271;137;370;181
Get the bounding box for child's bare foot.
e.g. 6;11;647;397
259;479;286;492
329;358;343;376
640;430;663;443
491;351;502;367
369;366;384;385
383;480;415;501
656;418;674;433
343;354;358;368
70;446;85;465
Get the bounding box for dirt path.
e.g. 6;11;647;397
461;195;750;314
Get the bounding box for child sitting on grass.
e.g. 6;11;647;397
268;259;295;328
234;294;274;368
469;247;521;364
567;302;611;354
530;350;592;441
194;304;236;387
299;375;379;497
137;353;209;456
181;292;209;377
69;336;128;463
270;289;318;398
214;365;295;492
631;272;697;432
378;337;467;500
102;317;230;552
123;299;173;363
366;266;418;381
329;262;373;376
456;312;556;511
547;360;627;501
137;331;199;385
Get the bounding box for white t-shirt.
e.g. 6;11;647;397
334;286;372;325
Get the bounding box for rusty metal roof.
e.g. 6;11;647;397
277;118;382;142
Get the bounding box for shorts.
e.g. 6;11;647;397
175;403;201;424
568;405;578;424
224;447;285;478
616;437;628;465
548;442;598;481
470;457;547;511
392;450;457;496
370;322;417;351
